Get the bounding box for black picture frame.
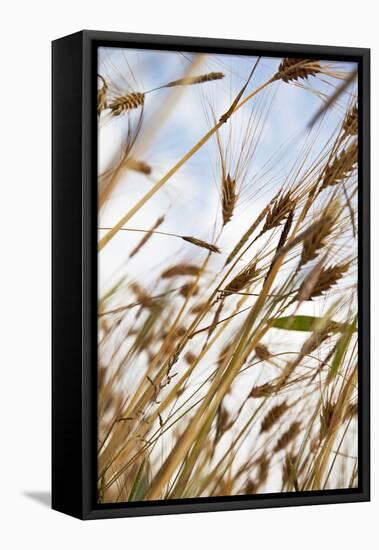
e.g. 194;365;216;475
52;30;370;520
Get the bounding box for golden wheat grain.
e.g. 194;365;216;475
276;209;294;250
264;209;294;284
179;283;199;298
181;236;220;253
108;92;145;116
255;454;270;487
125;158;152;175
260;401;289;433
275;58;322;83
319;401;336;440
300;325;333;356
222;174;237;225
300;214;333;267
282;453;297;486
296;262;350;301
222;261;258;297
343;402;358;422
215;405;232;442
343;104;358;137
225;199;275;265
254;343;271;362
97;75;108;116
320;142;358;191
249;382;275;398
184;351;196;365
262;191;294;232
130;282;154;308
163;71;225;88
244;479;258;494
161;264;202;278
190;301;208;315
274;421;301;453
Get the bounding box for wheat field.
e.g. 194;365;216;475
97;47;358;504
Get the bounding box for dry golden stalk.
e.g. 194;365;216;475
249;381;275;398
217;343;233;369
262;191;294;233
222;174;237;225
300;215;333;267
260;401;289;433
129;216;164;258
320;142;358;191
225;200;274;265
222;261;258;297
296;262;350;301
109;92;145;116
97;75;108;116
161;264;202;279
319;401;336;440
343;104;358;137
125;158;152;175
275;58;322;83
164;71;224;88
181;236;220;254
254;343;271;362
274;421;301;453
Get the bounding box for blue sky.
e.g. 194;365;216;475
98;47;357;292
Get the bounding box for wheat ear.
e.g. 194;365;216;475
108;92;145;116
222;174;237;225
275;58;322;83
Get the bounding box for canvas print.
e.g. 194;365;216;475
97;47;358;504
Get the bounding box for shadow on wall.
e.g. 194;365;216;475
22;491;51;508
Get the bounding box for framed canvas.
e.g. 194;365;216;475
52;30;370;520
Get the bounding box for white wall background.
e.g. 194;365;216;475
1;1;376;548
